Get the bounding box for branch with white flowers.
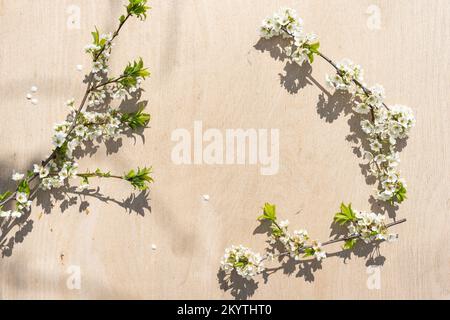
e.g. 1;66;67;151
220;7;414;283
0;1;152;225
221;203;406;281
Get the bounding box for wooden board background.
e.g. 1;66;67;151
0;0;449;299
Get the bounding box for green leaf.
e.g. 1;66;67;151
17;179;30;195
258;203;277;221
124;167;153;190
126;0;151;20
91;27;100;45
309;42;320;53
390;182;407;204
334;202;356;225
343;238;357;250
120;57;151;88
121;103;151;129
303;247;315;258
271;225;283;237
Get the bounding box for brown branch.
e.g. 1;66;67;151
0;13;133;210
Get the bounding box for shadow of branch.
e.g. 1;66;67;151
0;86;152;257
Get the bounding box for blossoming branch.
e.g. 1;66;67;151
221;203;406;280
260;7;415;203
220;7;414;282
0;0;152;222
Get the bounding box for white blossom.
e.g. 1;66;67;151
260;8;317;65
0;210;11;218
346;209;395;243
220;245;264;280
11;211;23;218
326;59;363;93
16;192;28;204
312;243;326;261
52;131;67;148
12;172;25;181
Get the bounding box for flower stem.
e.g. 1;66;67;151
77;173;124;180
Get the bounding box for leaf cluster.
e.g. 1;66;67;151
124;0;151;21
305;42;320;63
121;103;151;129
334;202;356;225
124;167;153;190
391;182;407;204
120;58;151;88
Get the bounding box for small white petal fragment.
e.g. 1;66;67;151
202;194;210;201
31;98;39;105
30;86;38;93
151;244;157;250
26;93;32;100
76;64;83;71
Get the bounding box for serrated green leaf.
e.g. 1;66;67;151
334;202;356;225
120;57;151;89
124;167;153;190
127;0;151;21
261;203;276;221
121;103;151;129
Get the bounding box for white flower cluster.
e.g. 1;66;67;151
0;190;31;218
84;32;113;82
39;162;78;191
72;109;124;142
0;209;23;219
40;105;125;192
260;8;318;65
272;220;326;261
354;84;385;114
85;32;134;106
220;245;265;280
325;58;415;202
347;210;397;243
110;77;143;101
326;59;364;93
362;104;415;201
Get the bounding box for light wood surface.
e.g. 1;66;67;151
0;0;449;300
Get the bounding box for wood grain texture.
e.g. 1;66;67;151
0;0;449;299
